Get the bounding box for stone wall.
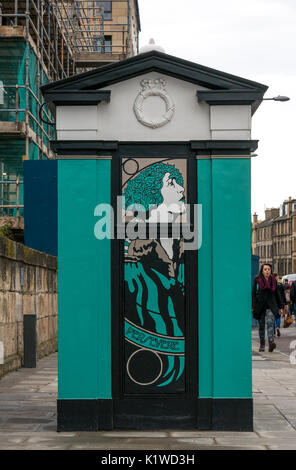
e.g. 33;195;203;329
0;236;58;378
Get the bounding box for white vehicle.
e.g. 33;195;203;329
281;274;296;284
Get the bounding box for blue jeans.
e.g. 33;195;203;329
259;309;275;345
274;315;281;333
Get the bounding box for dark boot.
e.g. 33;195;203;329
269;341;276;352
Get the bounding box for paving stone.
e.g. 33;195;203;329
214;437;296;446
287;420;296;429
0;424;41;431
0;443;72;450
69;442;174;450
6;418;55;424
37;423;57;431
169;431;257;438
174;438;215;445
98;431;169;438
0;394;33;401
253;398;273;404
0;405;56;411
281;414;296;420
27;436;78;445
257;430;296;438
271;400;296;410
38;386;58;392
19;380;54;385
267;444;296;450
0;437;28;445
170;444;267;450
258;389;295;397
253;404;284;419
254;419;294;432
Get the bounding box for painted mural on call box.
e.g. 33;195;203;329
122;157;187;393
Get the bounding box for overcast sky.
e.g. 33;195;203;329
138;0;296;220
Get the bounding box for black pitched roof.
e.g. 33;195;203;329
42;50;267;92
41;50;268;114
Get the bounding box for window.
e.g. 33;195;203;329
95;35;112;53
97;1;112;20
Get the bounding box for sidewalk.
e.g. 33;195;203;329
0;328;296;450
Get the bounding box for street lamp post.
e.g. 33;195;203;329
263;95;290;102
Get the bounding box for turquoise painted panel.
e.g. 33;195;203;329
197;160;213;398
58;159;111;399
212;159;252;398
95;160;111;399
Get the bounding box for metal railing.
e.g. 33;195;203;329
0;84;56;156
0;1;133;77
0;178;23;217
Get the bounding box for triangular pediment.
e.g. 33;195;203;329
41;50;268;94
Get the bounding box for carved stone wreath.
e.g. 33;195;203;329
133;79;175;129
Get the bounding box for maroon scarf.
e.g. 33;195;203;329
256;275;277;292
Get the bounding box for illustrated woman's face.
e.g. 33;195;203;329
160;172;184;205
262;265;271;278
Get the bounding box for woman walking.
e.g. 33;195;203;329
252;264;283;352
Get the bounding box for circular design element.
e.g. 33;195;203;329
133;79;175;129
123;158;140;176
126;349;163;386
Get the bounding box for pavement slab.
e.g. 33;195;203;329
253;404;286;419
253;419;295;432
169;431;258;438
0;331;295;450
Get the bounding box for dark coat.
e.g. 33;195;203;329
252;276;283;320
290;281;296;303
277;282;287;306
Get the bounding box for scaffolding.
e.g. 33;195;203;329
0;0;140;219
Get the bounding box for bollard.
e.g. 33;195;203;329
23;314;37;368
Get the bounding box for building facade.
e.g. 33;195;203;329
252;197;296;276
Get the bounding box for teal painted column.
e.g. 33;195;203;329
198;158;252;399
197;159;213;398
58;159;111;399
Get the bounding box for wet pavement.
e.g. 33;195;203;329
0;324;296;450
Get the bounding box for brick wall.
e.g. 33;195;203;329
0;236;58;378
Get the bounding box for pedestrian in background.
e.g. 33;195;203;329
290;279;296;319
273;273;285;337
252;264;283;352
283;279;294;327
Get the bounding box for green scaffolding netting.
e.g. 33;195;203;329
0;139;41;216
0;138;25;216
0;40;55;149
0;41;54;214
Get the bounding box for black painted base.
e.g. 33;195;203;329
57;398;253;432
57;399;113;431
198;398;253;431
